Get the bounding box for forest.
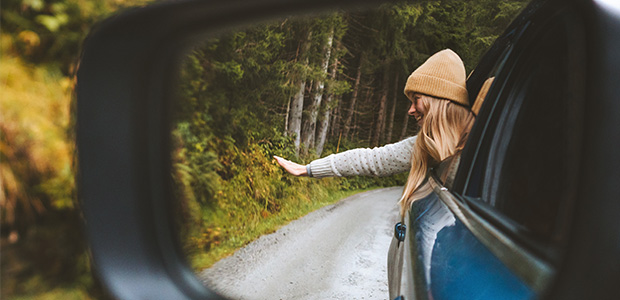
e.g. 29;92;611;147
1;0;528;299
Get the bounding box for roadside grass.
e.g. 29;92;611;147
188;187;377;271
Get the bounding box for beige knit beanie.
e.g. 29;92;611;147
404;49;469;106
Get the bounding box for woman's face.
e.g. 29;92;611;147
408;93;428;123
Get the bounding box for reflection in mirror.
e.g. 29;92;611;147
169;1;528;299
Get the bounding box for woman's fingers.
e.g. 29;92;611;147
274;156;308;176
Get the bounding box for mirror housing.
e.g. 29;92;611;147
77;0;389;298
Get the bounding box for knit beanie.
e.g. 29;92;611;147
404;49;469;106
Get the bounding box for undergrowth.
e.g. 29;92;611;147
171;132;407;270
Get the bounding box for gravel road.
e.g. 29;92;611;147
199;186;403;300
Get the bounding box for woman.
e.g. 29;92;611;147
275;49;475;215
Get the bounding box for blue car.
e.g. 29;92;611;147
388;0;620;299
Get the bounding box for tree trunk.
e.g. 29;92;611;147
372;66;390;147
330;80;344;140
301;28;334;152
400;111;410;140
288;81;305;151
330;100;340;139
354;88;372;144
316;58;339;156
386;72;399;143
343;53;363;140
284;98;291;134
287;30;312;155
368;95;375;146
352;96;359;141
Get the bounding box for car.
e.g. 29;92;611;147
76;0;620;299
387;0;620;299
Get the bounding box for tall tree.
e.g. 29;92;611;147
315;57;339;156
372;66;390;147
301;26;334;151
287;29;312;154
386;72;399;143
342;53;364;140
329;96;341;139
400;110;411;140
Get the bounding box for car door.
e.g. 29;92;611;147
396;0;586;299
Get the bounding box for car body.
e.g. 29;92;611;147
388;0;620;299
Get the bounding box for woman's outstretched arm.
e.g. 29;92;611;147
275;136;416;178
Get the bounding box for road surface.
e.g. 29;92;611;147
199;186;403;300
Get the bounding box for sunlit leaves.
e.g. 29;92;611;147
1;0;153;74
0;0;156;297
213;61;244;83
0;48;74;227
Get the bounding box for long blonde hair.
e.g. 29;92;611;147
398;95;475;216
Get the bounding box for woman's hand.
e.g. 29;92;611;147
274;155;308;176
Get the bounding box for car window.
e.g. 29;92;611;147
455;23;528;196
461;11;584;252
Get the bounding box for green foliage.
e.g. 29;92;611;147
1;38;75;230
1;211;99;299
172;131;404;269
1;0;151;74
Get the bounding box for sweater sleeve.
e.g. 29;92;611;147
308;136;416;178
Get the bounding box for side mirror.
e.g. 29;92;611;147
77;0;620;299
394;222;406;242
76;0;388;299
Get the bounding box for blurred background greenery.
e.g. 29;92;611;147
1;0;149;298
1;0;528;298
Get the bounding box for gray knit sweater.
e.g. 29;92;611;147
307;136;417;178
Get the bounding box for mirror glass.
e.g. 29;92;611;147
169;1;528;299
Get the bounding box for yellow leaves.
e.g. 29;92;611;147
1;52;72;172
36;14;69;33
59;77;73;91
23;0;45;11
190;227;223;250
17;31;41;56
0;40;74;224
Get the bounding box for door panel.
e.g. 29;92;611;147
404;190;534;300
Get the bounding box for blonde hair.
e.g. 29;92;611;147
398;95;475;216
